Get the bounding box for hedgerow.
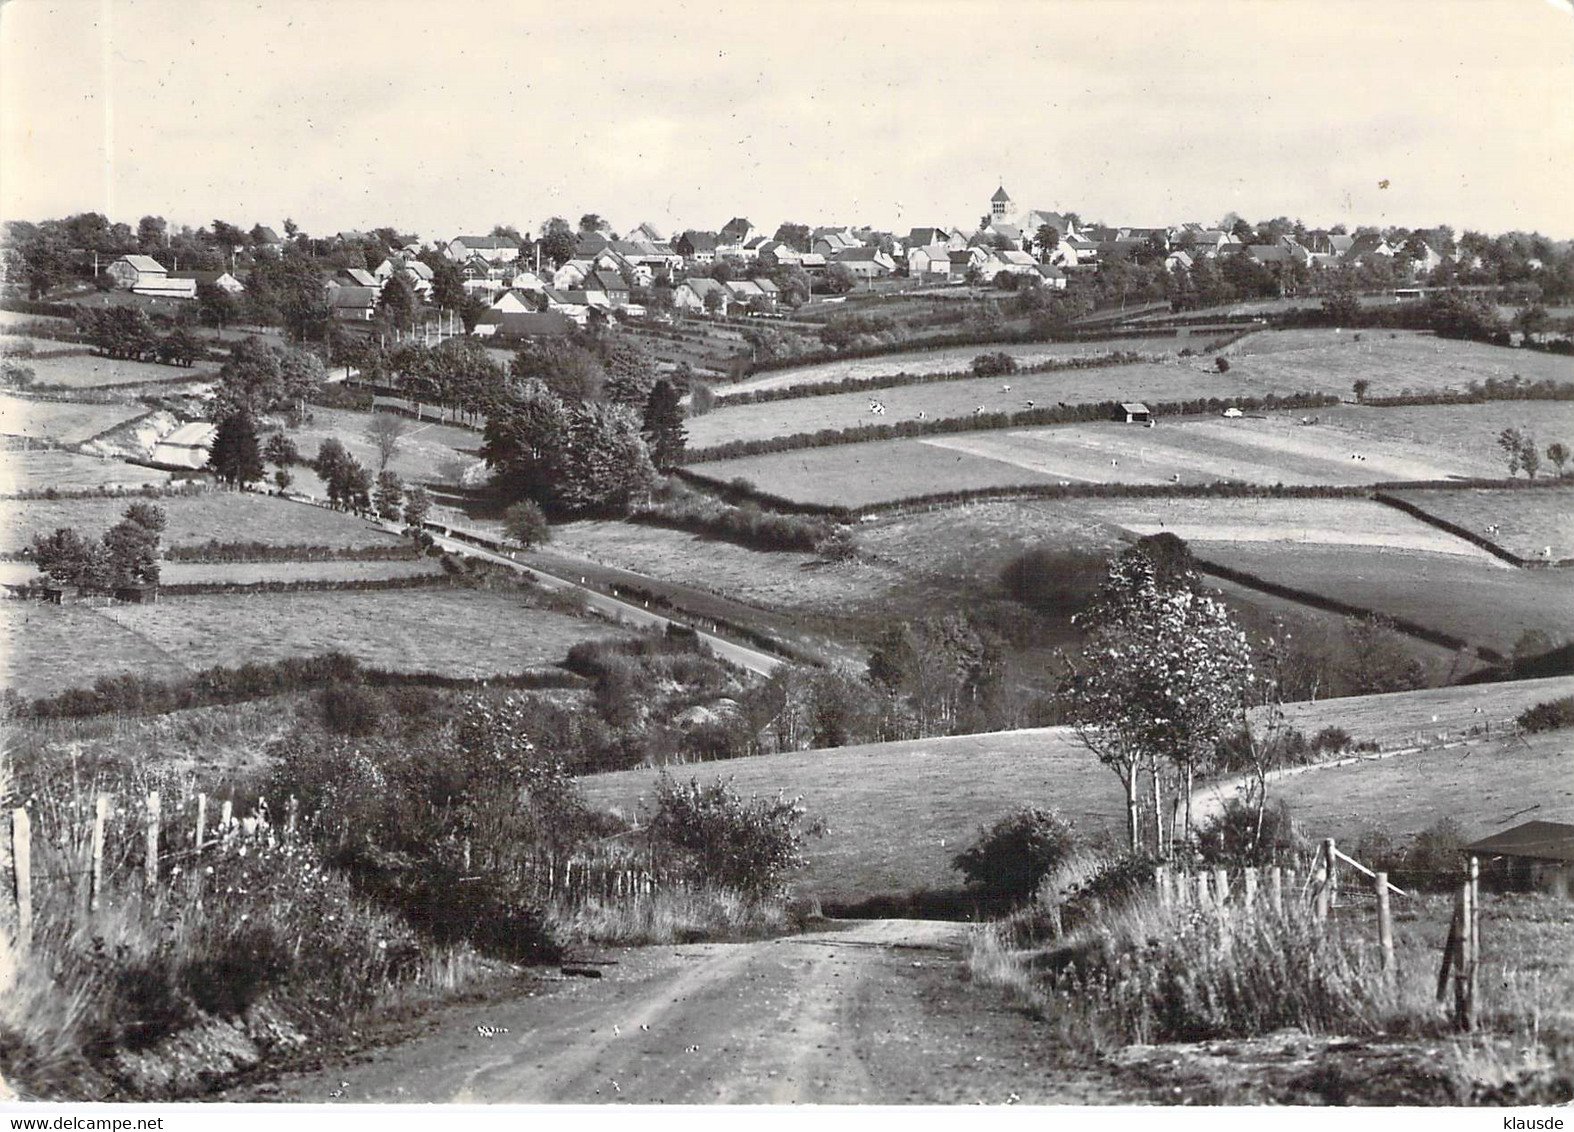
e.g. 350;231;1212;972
682;391;1341;463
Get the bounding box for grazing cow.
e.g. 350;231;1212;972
1024;400;1035;408
1171;473;1181;483
1001;384;1012;392
974;405;986;415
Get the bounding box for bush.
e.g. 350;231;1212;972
998;547;1109;614
952;806;1077;900
971;351;1018;377
320;681;384;736
814;524;858;562
689;382;715;415
649;773;824;897
1518;694;1574;733
1311;725;1353;754
1194;797;1307;867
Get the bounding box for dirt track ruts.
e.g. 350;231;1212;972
231;919;1143;1105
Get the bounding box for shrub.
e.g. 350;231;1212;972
1194;797;1307;866
689;382;716;415
649;773;824;897
971;351;1018;377
814;524;858;562
1311;725;1353;754
1518;694;1574;734
320;681;384;736
998;546;1109;614
1215;356;1231;373
952;806;1077;900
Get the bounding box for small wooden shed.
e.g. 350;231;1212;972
1465;820;1574;898
1115;402;1152;424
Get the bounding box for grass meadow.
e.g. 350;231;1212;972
12;352;218;389
1388;485;1574;562
0;450;172;494
279;408;485;492
0;394;148;446
697;402;1567;507
1194;541;1574;656
716;336;1193;397
577;676;1574;903
0;491;404;555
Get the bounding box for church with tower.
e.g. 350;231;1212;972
982;183;1081;255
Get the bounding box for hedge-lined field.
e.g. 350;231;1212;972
716;335;1196;396
1386;486;1574;562
0;393;147;446
0;449;170;494
695;403;1531;508
1194;541;1574;657
280;406;486;491
28;587;626;695
1063;495;1500;558
688;358;1265;449
13;352;219;389
1218;327;1574;393
0;491;402;555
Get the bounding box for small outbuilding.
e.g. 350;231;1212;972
1115;402;1151;424
1465;820;1574;898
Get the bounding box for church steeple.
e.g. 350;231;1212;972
990;183;1013;223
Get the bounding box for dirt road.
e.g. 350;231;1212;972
234;919;1141;1105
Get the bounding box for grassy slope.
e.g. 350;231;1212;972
1388;485;1574;561
1195;542;1574;655
0;394;146;446
577;676;1574;902
0;492;405;555
281;408;485;491
0;450;171;494
19;353;218;389
695;401;1573;507
1263;730;1574;847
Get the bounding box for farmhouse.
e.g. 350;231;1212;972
489;289;539;314
169;270;245;294
106;254;168;290
336;267;379;288
328;285;379;321
908;244;952;280
1466;821;1574;899
472;310;574;340
445;235;520;264
675;231;719;264
132;276;198;300
1115;402;1152;424
674;276;730;314
831;246;896;278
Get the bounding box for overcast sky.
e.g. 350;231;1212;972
3;0;1572;242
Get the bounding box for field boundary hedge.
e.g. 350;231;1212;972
1372;491;1574;568
1192;554;1504;662
713;350;1155;406
3;651;587;720
164;540;419;564
683;391;1341;464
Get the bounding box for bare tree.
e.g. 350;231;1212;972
364;412;408;471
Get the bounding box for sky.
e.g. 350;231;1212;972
2;0;1572;243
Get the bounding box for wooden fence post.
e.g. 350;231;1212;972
1464;856;1480;1028
1437;887;1462;1004
220;799;233;837
1270;865;1284;916
1213;867;1230;905
286;796;299;840
90;794;108;913
144;792;160;893
1195;870;1210;908
10;809;30;949
1314;840;1333;922
1243;867;1258;909
1155;864;1170;908
1375;870;1395;977
195;792;207;857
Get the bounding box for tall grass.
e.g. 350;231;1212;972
549;886;796;946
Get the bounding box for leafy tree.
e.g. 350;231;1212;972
403;485;432;528
373;470;404;520
600;336;658;406
276;346;325;421
1498;427;1526;477
553;402;656;514
1520;433;1542;479
1061;550;1254;854
136;215;167;252
364;412;408;471
29;527;106;591
702;288;726;315
502;499;551;548
648;773;823;897
825;262;858;294
101;506;163;587
511;340;604;403
273;467;294;492
868;614;1001;737
952;807;1077;900
1546;441;1571;478
1352;378;1370;403
378;274;415;331
328;456;372;511
1339;615;1426;696
539;228;577;269
1035;224;1061;259
262;432;300;467
640;379;687;469
312;437;353;484
773;222;811;251
158;324;200;367
207;412;265;487
481;381;571;500
196;280;240;331
212;336;283;421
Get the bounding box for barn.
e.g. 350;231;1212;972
1115;402;1152;424
1465;820;1574;898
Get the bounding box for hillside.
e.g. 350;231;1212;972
577;675;1574;902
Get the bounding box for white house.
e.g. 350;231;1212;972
444;235;520;264
908;244;952;280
